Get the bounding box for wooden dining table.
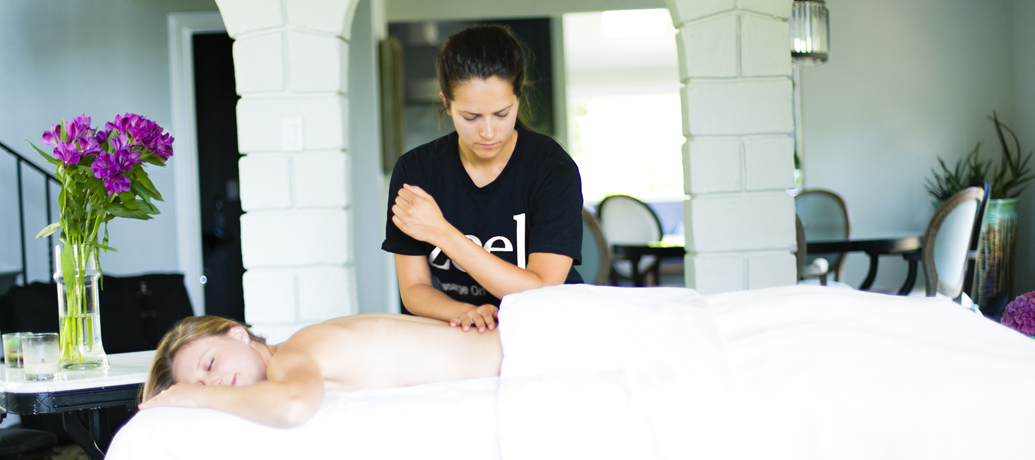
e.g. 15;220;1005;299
611;234;924;293
805;234;923;295
610;237;686;287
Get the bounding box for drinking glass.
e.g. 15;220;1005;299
2;332;27;369
23;333;60;381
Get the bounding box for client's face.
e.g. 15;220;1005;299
172;327;267;387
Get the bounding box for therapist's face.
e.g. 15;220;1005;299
172;326;267;387
441;76;520;164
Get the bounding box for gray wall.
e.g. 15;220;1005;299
1008;0;1035;295
799;0;1023;292
386;0;664;22
0;0;219;283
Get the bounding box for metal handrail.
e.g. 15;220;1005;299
1;139;59;286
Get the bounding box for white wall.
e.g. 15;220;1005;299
799;0;1019;291
348;0;394;313
1008;0;1035;295
0;0;219;281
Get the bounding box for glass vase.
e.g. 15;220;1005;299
973;198;1018;318
54;244;108;371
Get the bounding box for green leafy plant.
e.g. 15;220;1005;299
988;112;1034;199
925;112;1034;201
925;142;988;201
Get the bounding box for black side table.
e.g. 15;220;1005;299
0;351;154;460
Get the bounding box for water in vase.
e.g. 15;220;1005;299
58;311;108;370
54;244;109;371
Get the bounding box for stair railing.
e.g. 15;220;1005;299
1;140;59;289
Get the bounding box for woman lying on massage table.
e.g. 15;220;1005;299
139;314;503;428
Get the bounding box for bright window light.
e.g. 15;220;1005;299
600;9;671;37
570;93;685;203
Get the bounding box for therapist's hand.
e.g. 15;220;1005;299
451;304;498;333
392;184;453;244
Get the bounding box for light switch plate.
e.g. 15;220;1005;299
281;117;304;151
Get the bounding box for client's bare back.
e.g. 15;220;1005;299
281;314;503;391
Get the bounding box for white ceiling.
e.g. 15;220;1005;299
563;9;678;72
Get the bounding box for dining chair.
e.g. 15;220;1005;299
795;189;852;281
795;215;855;290
962;181;991;301
795;216;830;285
596;195;663;286
576;208;611;285
922;187;985;305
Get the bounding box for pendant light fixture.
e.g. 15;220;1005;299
790;0;830;66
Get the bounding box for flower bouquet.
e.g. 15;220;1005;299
30;114;173;370
1001;291;1035;338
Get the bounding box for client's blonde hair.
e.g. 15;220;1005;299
141;316;266;402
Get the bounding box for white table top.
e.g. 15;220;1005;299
0;350;155;394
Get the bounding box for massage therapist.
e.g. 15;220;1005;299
382;25;583;333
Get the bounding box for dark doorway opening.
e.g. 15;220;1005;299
193;33;244;322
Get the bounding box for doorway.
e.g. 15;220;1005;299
192;33;245;322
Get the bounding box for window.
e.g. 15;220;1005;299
563;10;685;205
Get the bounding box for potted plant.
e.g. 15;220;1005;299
925;112;1034;317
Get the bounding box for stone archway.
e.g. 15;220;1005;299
664;0;797;294
214;0;361;340
215;0;798;337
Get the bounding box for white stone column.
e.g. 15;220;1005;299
664;0;797;294
215;0;360;341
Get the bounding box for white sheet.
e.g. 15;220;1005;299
706;286;1035;460
107;376;500;460
107;285;1035;460
495;284;752;460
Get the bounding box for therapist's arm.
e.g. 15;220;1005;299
393;184;573;298
395;254;494;329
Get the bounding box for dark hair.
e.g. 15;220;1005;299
436;24;534;131
141;316;266;402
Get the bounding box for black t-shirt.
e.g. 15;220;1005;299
382;126;584;307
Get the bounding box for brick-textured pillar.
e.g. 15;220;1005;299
215;0;360;341
664;0;797;294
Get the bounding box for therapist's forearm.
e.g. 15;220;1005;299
430;228;559;299
400;281;482;322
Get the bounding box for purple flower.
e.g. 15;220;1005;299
105;113;131;134
68;114;91;140
41;124;61;145
42;115;100;165
106;113;173;163
77;135;103;157
118;149;141;170
108;132;128;151
91;134;141;188
91;152;119;179
53;142;82;165
1001;291;1035;336
151;132;175;161
103;174;131;195
108;134;141;169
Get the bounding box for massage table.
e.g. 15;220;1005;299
108;285;1035;459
